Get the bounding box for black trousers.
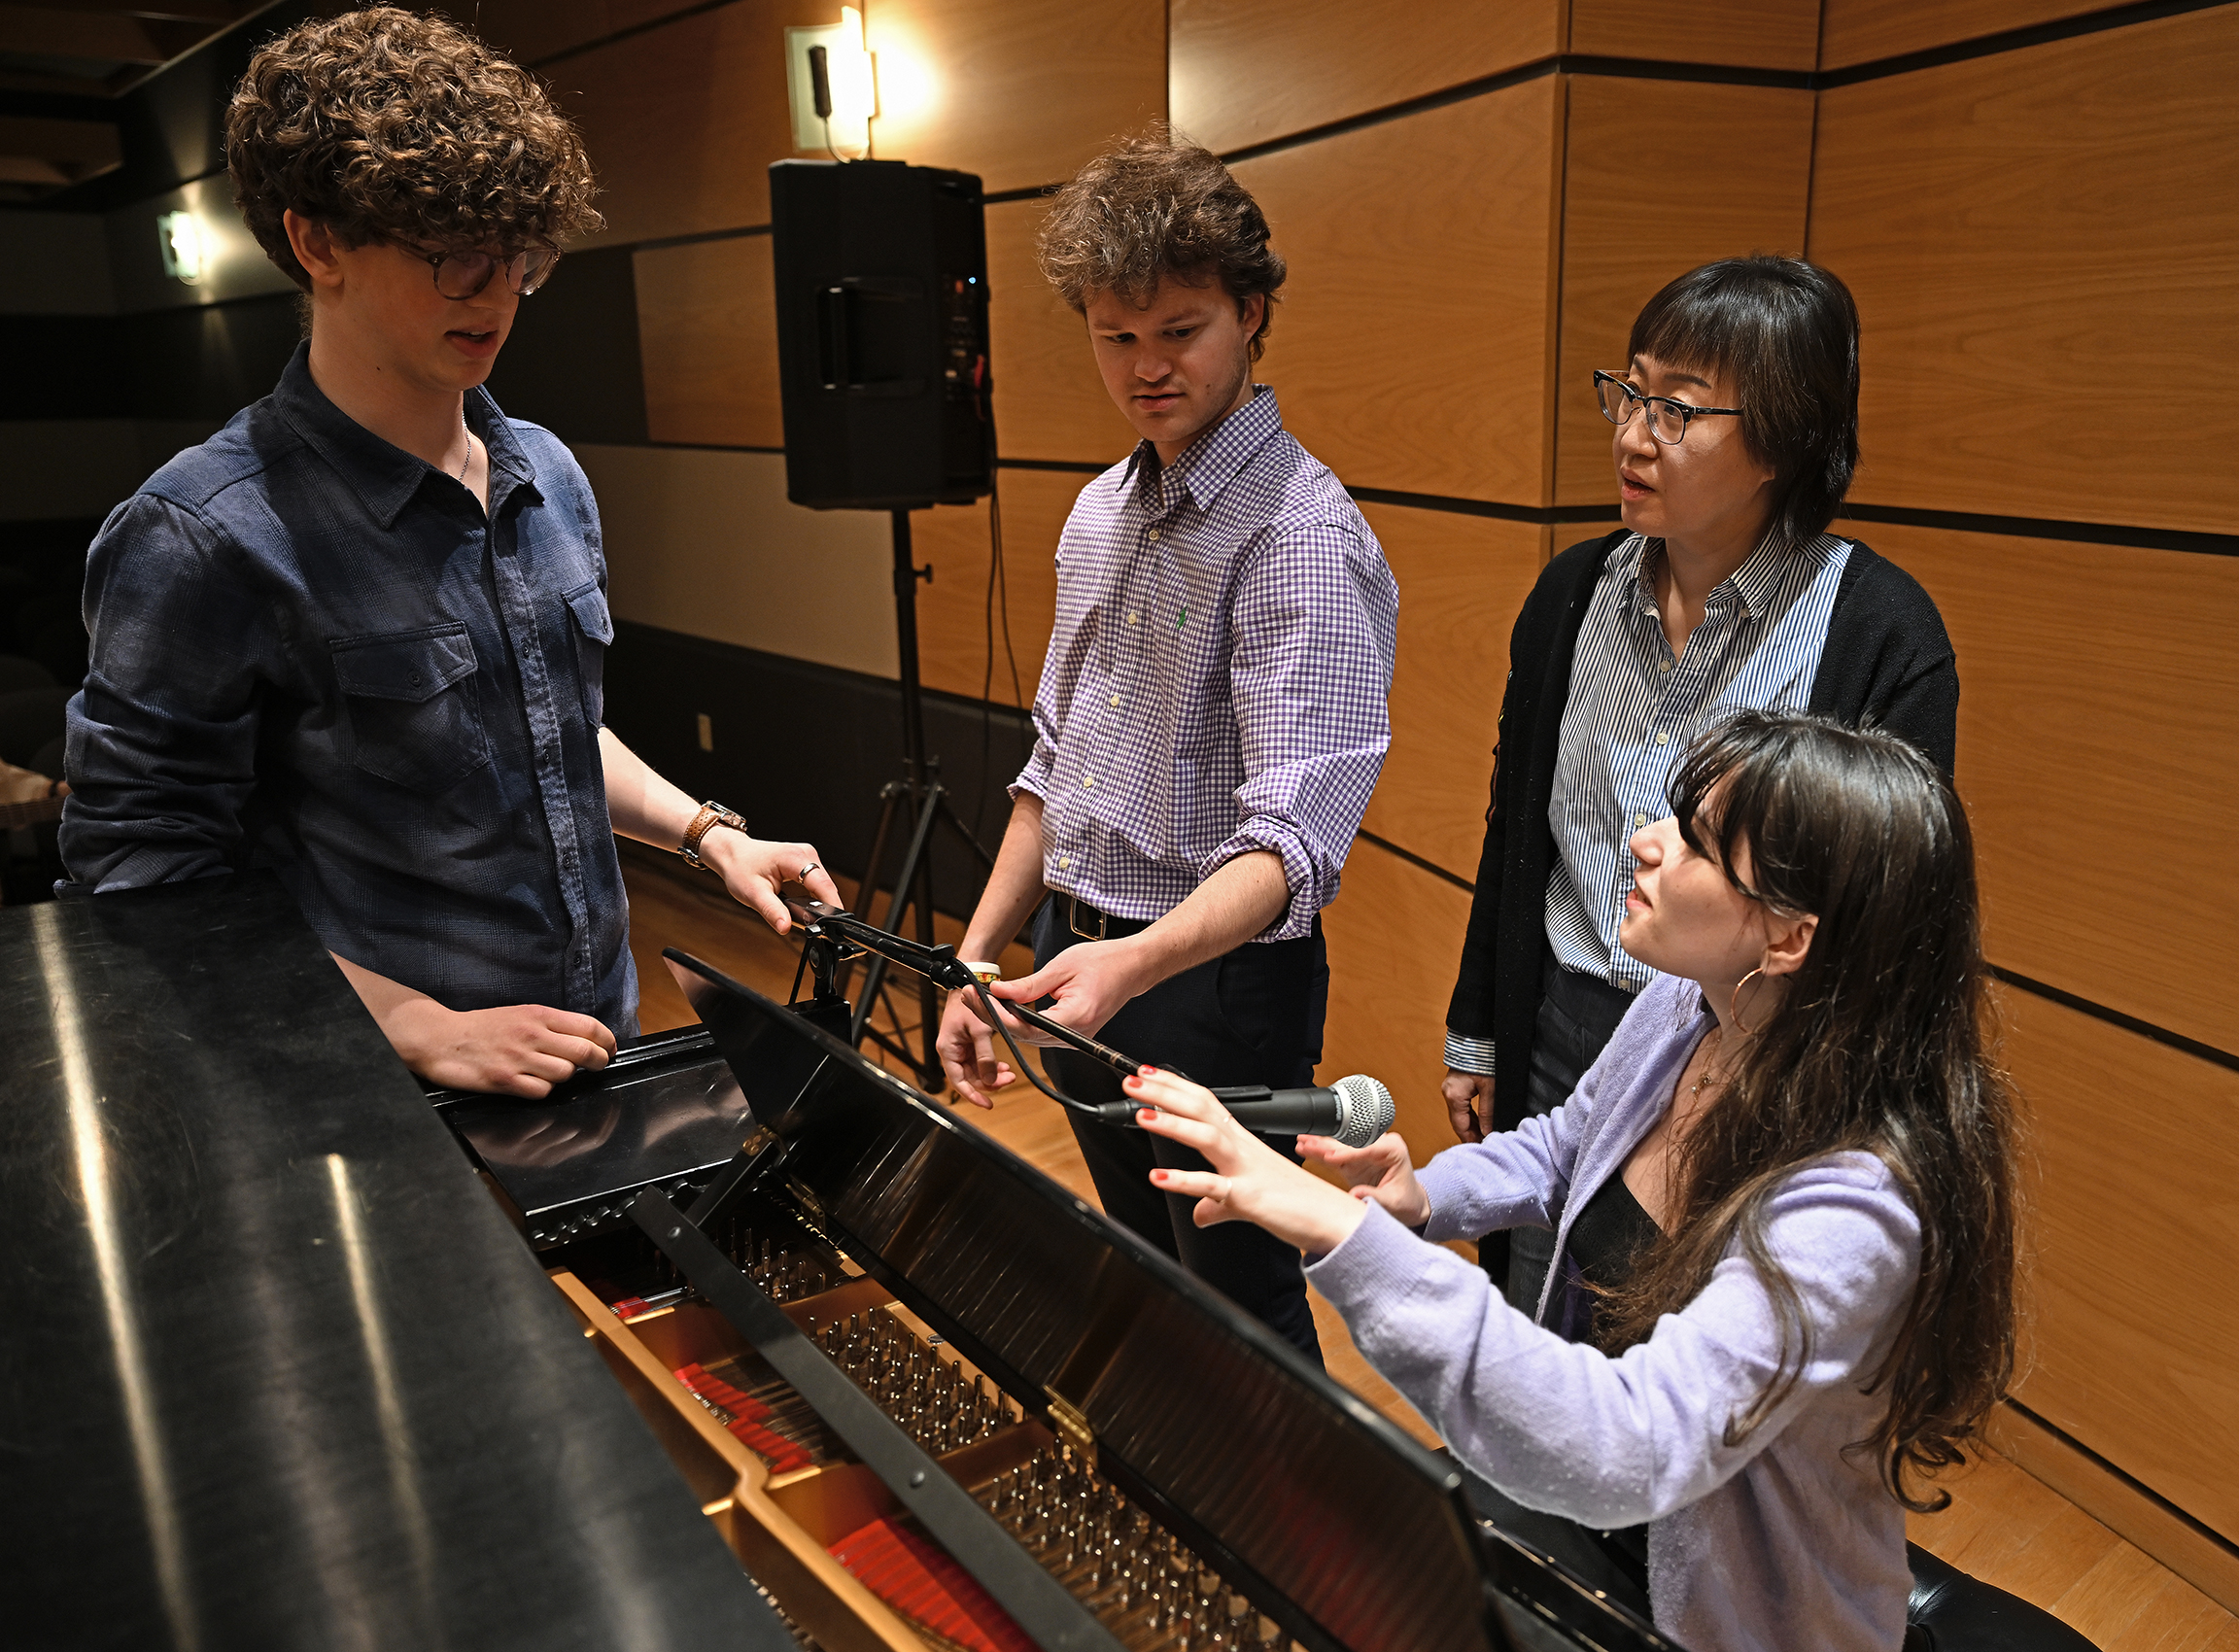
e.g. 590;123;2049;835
1032;895;1326;1365
1492;951;1638;1316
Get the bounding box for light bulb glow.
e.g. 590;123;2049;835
156;211;203;285
784;11;878;154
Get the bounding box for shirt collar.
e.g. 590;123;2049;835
1628;523;1802;624
271;340;538;530
1124;384;1285;515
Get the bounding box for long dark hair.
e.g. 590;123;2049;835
1629;255;1860;548
1599;711;2017;1511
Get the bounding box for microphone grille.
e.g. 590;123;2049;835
1330;1074;1395;1149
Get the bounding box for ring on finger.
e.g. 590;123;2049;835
796;860;820;880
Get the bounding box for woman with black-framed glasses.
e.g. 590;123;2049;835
1439;255;1960;1325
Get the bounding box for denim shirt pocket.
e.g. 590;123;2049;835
329;623;491;793
563;580;614;727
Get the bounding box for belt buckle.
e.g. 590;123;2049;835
1068;896;1107;943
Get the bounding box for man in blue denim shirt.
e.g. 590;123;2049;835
59;11;839;1095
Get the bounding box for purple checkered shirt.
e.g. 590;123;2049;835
1014;387;1398;942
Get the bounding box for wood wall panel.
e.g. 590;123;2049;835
548;3;803;247
1356;503;1544;880
1808;10;2239;533
637;235;783;448
1868;523;2239;1056
864;0;1166;195
1568;0;1819;71
574;443;899;676
1234;79;1563;506
1818;0;2111;70
1168;0;1558;156
2002;990;2239;1544
467;0;718;67
1554;76;1815;506
908;468;1084;706
1318;840;1475;1157
985;198;1135;465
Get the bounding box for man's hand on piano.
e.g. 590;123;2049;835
385;1001;619;1097
1128;1066;1374;1256
334;952;619;1097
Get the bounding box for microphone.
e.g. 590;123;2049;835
1096;1074;1395;1150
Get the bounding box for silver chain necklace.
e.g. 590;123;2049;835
454;403;472;482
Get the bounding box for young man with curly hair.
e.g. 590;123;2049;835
933;131;1398;1359
59;9;840;1096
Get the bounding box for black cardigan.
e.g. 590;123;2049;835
1445;530;1959;1132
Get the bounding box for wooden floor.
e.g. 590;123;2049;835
622;847;2236;1651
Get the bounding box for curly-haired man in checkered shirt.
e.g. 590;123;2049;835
935;130;1398;1360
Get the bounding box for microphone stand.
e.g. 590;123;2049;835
784;896;1117;1116
785;897;1350;1136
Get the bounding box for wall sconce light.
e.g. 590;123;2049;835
785;6;876;158
156;210;203;285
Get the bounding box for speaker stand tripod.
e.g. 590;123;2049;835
841;508;996;1091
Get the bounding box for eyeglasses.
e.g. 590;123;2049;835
1593;369;1740;446
415;245;562;300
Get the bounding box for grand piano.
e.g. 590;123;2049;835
7;874;1678;1652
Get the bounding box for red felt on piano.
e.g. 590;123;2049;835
672;1362;811;1474
827;1517;1037;1652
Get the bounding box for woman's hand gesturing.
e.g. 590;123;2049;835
1295;1130;1431;1228
1128;1066;1376;1256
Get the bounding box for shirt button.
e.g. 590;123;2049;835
1083;775;1096;788
1108;695;1120;708
1148;529;1161;542
1634;812;1647;827
1126;610;1139;625
1659;660;1672;673
1058;855;1071;870
1656;731;1669;745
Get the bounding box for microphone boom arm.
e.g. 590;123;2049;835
782;894;1117;1115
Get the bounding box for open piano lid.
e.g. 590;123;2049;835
664;947;1679;1652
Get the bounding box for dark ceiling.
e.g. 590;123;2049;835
0;1;279;199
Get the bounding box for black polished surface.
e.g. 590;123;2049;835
0;877;791;1652
668;950;1674;1652
440;1026;753;1239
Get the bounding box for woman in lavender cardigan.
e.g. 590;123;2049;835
1126;711;2018;1652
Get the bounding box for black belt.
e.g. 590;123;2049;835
1060;893;1149;944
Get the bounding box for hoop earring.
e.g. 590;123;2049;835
1730;966;1766;1036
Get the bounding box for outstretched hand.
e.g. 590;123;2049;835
1127;1066;1373;1256
1295;1129;1431;1228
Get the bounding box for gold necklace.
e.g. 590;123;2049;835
1687;1025;1728;1100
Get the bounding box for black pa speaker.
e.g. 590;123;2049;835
770;158;995;510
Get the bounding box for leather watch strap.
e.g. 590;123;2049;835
681;800;746;870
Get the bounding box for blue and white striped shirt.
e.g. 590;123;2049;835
1446;530;1850;1072
1015;387;1398;942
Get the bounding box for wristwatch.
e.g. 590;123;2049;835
680;800;747;870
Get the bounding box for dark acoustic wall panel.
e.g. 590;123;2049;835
486;245;649;446
119;294;301;422
602;620;1030;918
0;517;101;689
0;317;127;418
